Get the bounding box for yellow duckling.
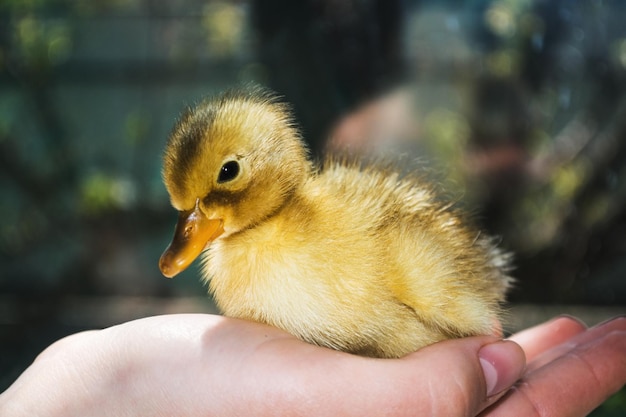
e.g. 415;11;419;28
159;86;512;358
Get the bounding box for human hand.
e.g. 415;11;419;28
0;314;522;416
0;314;624;417
484;315;626;416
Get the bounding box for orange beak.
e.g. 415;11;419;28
159;199;224;278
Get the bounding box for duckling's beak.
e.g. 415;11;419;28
159;199;224;278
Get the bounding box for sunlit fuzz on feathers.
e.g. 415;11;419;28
159;86;513;358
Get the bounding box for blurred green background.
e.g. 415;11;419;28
0;0;624;413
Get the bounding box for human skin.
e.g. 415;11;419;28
0;315;624;417
486;316;626;417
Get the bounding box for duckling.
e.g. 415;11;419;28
159;86;513;358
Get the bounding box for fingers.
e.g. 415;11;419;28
6;314;619;417
305;337;526;417
484;316;626;417
524;315;623;373
127;318;526;417
508;315;587;364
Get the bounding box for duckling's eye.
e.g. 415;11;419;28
217;160;240;183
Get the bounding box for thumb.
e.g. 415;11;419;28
365;337;526;417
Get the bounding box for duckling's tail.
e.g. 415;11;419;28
482;236;515;295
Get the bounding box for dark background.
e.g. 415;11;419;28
1;0;624;413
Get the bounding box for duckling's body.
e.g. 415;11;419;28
160;87;512;358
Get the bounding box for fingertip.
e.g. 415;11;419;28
553;314;588;330
478;340;526;397
508;315;589;363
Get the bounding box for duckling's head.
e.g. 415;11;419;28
159;87;310;278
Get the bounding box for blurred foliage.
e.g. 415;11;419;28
79;172;136;214
591;387;626;417
202;1;247;57
0;0;624;305
0;0;624;298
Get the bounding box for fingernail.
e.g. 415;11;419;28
478;341;525;397
554;314;588;328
